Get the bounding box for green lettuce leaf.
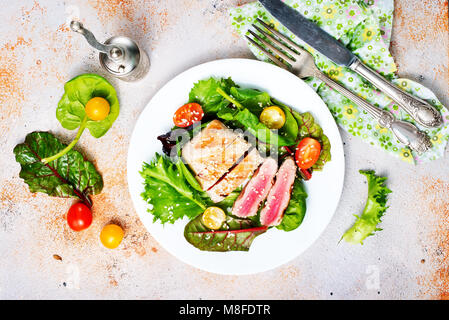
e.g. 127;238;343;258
341;170;392;245
176;160;203;192
184;214;267;252
188;77;236;114
13;131;103;206
140;154;207;224
277;179;308;232
56;73;119;138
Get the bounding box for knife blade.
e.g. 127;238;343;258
258;0;357;67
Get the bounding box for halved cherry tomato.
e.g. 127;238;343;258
67;202;92;231
201;207;226;230
173;103;204;127
295;137;321;170
85;97;110;121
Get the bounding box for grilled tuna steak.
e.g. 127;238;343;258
182;120;250;190
232;157;278;218
259;157;297;227
207;148;263;203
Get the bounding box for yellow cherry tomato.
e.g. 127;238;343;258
259;106;286;129
85;97;110;121
100;224;124;249
201;207;226;230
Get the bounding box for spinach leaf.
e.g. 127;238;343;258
57;74;119;138
292;110;332;171
271;98;299;144
13;131;103;207
42;74;119;164
229;87;271;115
277;179;307;232
188;77;236;114
234;108;296;146
184;214;267;252
214;92;296;148
341;170;391;245
140;154;207;224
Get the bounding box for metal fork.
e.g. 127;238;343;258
246;18;431;154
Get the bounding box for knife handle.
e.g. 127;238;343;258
316;73;432;154
349;59;442;128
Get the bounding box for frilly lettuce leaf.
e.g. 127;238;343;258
188;77;236;115
342;170;392;245
140;154;207;224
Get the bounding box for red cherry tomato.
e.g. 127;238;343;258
295;137;322;170
67;202;92;231
173;103;204;127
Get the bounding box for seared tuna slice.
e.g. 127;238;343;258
182;120;250;190
232;157;278;218
207;148;263;203
259;157;296;227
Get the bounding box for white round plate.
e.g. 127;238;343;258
127;59;345;275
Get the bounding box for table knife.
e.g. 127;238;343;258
258;0;443;128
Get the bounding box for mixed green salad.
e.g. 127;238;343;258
140;77;332;252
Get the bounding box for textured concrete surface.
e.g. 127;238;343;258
0;0;448;300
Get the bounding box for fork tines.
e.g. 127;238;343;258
245;18;302;69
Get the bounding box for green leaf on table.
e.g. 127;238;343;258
140;154;207;224
341;170;392;245
277;179;308;232
184;214;267;252
13;131;103;205
56;73;119;138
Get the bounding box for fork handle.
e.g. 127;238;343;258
316;73;432;154
350;59;442;128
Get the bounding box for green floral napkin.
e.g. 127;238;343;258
230;0;449;164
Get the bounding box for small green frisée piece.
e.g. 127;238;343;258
341;170;392;245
